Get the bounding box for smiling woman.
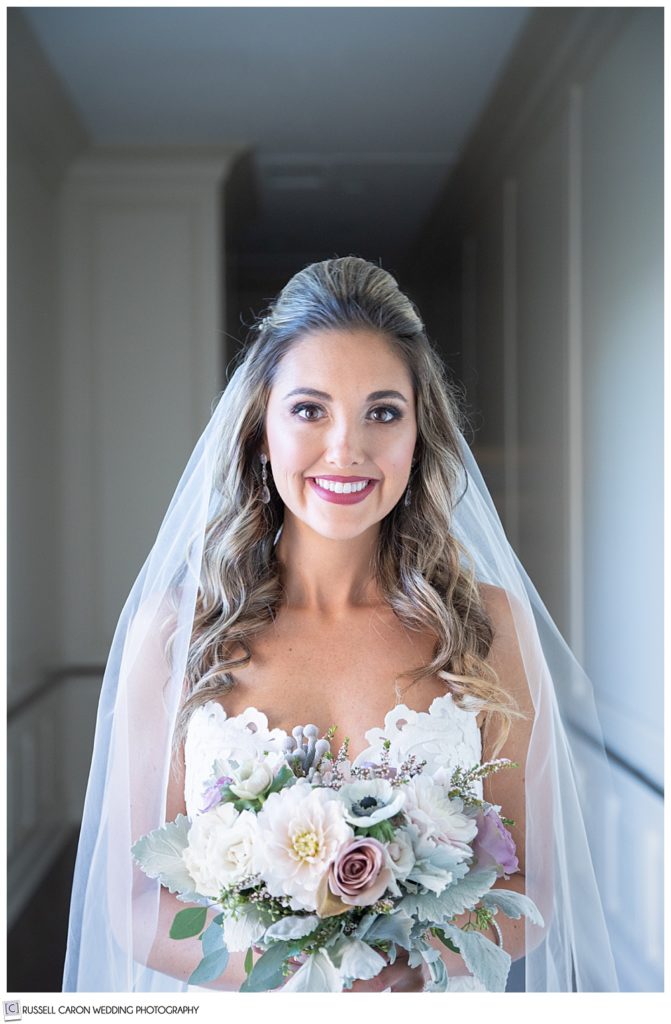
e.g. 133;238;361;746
63;256;619;993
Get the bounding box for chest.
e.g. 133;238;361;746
218;607;453;761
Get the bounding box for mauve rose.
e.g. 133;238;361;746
473;807;519;876
328;836;394;907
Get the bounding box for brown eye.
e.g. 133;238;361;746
291;403;324;421
368;406;402;423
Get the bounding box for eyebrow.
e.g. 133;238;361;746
282;387;408;404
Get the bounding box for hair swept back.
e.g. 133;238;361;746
169;256;521;761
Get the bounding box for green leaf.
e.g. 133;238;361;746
233;798;261;812
244;947;254;977
200;917;226;956
432;927;461;954
364;911;414;949
188;948;229;985
131;814;206;903
170;906;208;940
239;939;299;992
268;764;295;793
357;819;396;843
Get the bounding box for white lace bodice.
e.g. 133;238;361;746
184;691;483;818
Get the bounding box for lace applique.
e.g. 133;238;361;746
184;702;287;818
352;692;483;797
184;691;483;818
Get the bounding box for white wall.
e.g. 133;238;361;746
7;11;89;924
581;10;663;792
7;10;88;707
59;149;236;663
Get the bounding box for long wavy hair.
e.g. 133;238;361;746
170;256;520;759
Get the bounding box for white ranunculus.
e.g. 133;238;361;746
253;781;353;912
182;802;258;897
208;807;258;885
338;778;405;826
404;775;477;854
228;757;277;800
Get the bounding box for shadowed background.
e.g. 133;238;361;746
6;6;663;992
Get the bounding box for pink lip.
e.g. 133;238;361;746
308;476;378;505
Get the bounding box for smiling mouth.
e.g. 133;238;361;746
313;476;371;494
307;476;378;504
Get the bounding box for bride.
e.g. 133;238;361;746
63;256;619;992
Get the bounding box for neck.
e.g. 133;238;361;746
275;512;383;616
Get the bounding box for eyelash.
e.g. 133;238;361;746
290;403;403;424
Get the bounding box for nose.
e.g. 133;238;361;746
324;417;365;468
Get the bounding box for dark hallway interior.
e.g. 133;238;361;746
8;832;79;992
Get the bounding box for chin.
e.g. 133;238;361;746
287;507;382;543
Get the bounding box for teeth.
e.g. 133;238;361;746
315;478;370;494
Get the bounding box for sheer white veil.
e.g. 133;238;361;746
62;260;619;993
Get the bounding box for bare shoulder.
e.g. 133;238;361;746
476;582;534;715
477;581;520;631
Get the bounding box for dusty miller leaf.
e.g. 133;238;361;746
131;814;206;903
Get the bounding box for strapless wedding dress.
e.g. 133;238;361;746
184;691;487;992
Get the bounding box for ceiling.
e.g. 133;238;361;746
23;6;530;279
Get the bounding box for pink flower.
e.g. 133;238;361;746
473;807;519;877
327;836;394;907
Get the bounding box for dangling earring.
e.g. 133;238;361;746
404;459;416;507
259;453;271;504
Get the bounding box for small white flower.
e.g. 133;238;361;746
228;753;282;800
253;782;353;911
182;803;258;897
338;778;405;826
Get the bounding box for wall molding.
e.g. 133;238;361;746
7;9;89;192
8;670;104;926
405;7;633;260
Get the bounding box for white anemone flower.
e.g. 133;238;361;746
253;782;354;911
338;778;406;827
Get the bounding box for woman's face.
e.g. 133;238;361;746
264;328;417;542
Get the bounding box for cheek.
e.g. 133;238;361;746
379;426;417;470
266;420;314;471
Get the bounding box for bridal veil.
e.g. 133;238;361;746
62;259;619;993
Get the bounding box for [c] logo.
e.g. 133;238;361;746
3;1002;21;1022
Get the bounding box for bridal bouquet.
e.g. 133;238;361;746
132;723;543;992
